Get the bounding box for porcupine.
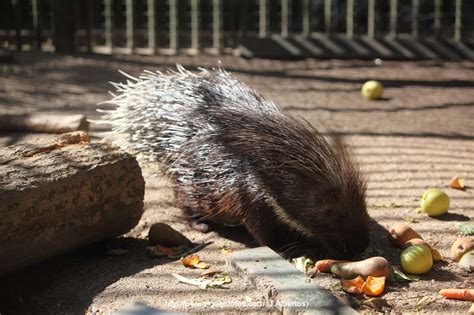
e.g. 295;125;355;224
97;65;369;259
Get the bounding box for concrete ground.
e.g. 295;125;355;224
0;52;473;314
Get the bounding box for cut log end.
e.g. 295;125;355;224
0;133;145;275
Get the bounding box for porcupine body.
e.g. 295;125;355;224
99;66;369;259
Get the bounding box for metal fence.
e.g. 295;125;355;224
0;0;472;58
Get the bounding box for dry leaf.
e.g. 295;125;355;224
449;176;465;190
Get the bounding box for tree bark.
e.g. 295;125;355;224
0;132;145;275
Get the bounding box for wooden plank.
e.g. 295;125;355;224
191;0;199;51
324;0;331;34
390;0;397;36
104;0;114;51
13;0;22;50
169;0;178;51
411;0;419;38
367;0;375;38
0;132;145;275
346;0;353;38
259;0;268;38
32;0;41;49
212;0;222;51
147;0;156;52
454;0;462;42
281;0;289;37
302;0;310;36
434;0;441;36
126;0;135;52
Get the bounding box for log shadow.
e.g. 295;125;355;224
0;238;160;314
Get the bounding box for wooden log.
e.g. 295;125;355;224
0;132;145;275
0;113;89;133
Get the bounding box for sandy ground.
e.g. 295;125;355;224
0;52;473;314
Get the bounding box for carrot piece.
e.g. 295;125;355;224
315;259;350;273
439;289;474;301
361;276;386;296
341;275;365;294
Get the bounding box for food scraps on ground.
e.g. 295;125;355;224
449;176;465;190
314;259;349;273
458;250;474;272
402;238;442;262
400;244;433;274
341;276;386;296
291;256;315;273
180;254;210;269
390;266;420;282
172;272;232;289
361;80;384;100
451;237;474;262
420;188;450;216
439;288;474;301
388;223;442;261
329;257;391;279
388;223;422;247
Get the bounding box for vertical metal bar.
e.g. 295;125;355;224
346;0;353;38
212;0;221;50
13;0;22;50
411;0;419;38
367;0;375;38
454;0;461;42
32;0;41;49
281;0;288;37
169;0;177;50
191;0;199;51
86;0;93;52
126;0;135;51
390;0;397;36
259;0;267;38
433;0;441;36
147;0;156;51
104;0;113;50
324;0;331;34
302;0;310;36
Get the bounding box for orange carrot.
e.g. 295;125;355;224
341;276;364;294
361;276;386;296
315;259;350;273
439;289;474;301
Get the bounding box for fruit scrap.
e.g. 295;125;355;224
314;259;350;273
180;254;210;269
439;289;474;301
449;176;465;190
451;237;474;262
420;188;450;216
388;223;443;261
330;257;390;279
341;276;386;296
292;256;315;273
361;276;386;296
221;245;233;254
388;223;422;247
400;244;433;275
341;276;365;294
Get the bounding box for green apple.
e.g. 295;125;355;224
401;244;433;274
420;188;450;216
361;80;384;100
